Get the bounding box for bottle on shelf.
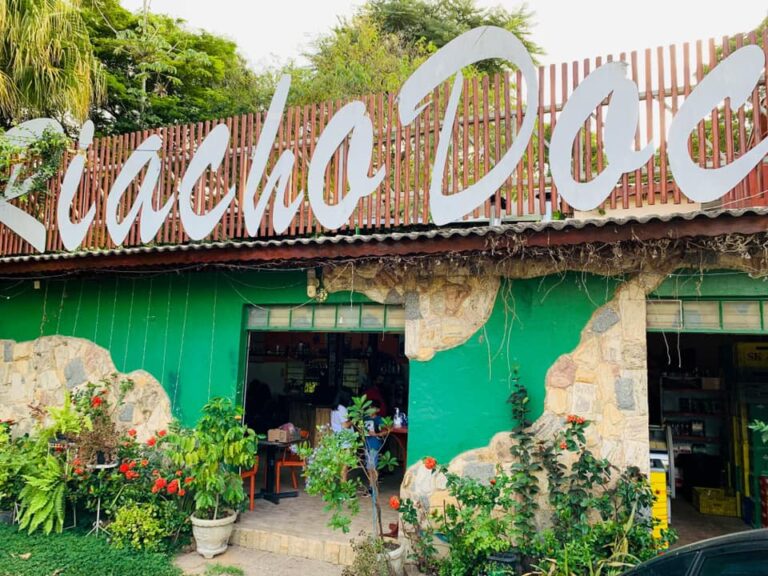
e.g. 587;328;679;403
393;407;403;428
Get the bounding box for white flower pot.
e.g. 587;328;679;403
384;537;405;576
190;511;238;559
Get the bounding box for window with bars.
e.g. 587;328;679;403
647;299;766;333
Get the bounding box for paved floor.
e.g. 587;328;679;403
236;471;401;544
176;547;343;575
670;498;751;547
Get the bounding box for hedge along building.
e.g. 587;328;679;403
2;26;768;530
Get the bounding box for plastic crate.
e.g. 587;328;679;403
693;487;740;517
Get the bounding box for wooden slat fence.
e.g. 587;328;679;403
2;32;768;257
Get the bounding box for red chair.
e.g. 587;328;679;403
240;456;260;511
275;430;309;493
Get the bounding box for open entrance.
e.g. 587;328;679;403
239;302;408;540
646;302;768;545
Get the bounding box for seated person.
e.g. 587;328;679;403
362;378;388;417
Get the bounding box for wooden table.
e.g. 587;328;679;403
255;439;299;504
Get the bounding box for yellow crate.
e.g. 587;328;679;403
692;487;740;517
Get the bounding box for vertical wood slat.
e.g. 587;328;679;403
644;49;654;206
657;46;668;204
516;69;524;217
630;51;641;209
670;44;682;204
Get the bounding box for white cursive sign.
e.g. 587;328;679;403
2;26;767;253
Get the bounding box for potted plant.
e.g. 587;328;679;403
167;397;258;559
298;396;404;575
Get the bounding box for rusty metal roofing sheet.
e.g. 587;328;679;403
1;207;767;266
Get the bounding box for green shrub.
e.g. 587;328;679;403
109;502;167;552
0;524;181;576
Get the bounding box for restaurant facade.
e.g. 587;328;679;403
2;26;768;533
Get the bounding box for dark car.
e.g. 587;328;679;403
623;529;768;575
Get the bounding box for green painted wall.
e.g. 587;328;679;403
653;270;768;298
407;274;620;466
0;270;362;424
1;269;618;466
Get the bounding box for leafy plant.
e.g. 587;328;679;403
17;453;68;534
0;420;28;510
341;533;391;576
73;379;134;465
109;502;167;552
167;398;258;520
0;127;69;201
395;377;674;576
298;395;398;538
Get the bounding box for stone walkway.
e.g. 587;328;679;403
176;547;342;576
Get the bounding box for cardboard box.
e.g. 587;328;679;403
701;377;721;390
267;428;300;443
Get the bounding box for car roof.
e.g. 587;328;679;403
669;528;768;555
626;529;768;572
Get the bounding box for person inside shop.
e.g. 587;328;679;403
364;399;386;487
245;379;276;433
330;388;352;434
362;377;388;417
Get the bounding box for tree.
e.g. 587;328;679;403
0;0;104;127
363;0;542;73
276;0;542;107
82;0;272;135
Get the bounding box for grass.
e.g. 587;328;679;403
204;565;245;576
0;524;182;576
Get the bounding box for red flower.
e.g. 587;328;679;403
73;458;81;466
91;396;103;408
128;460;136;469
74;467;84;475
389;496;400;510
119;463;129;474
184;477;194;485
154;477;167;489
125;470;139;481
151;485;160;494
490;478;497;486
146;437;156;447
560;441;567;450
167;479;179;495
423;456;437;470
152;469;160;477
157;430;167;438
127;429;137;437
178;488;186;497
175;470;182;477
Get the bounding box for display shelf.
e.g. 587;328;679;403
665;412;724;417
673;435;721;443
663;388;724;394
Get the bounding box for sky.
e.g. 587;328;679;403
120;0;767;70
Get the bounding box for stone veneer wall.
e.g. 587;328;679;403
397;271;667;522
0;336;172;440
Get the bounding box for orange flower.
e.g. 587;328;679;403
141;459;149;467
560;441;567;450
184;477;194;485
389;496;400;510
157;430;167;438
127;429;137;437
178;488;186;497
423;456;437;470
175;470;183;477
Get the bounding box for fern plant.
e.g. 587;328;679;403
17;454;67;534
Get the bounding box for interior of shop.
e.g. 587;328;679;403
647;332;768;544
242;329;409;475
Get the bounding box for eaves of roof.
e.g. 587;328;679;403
1;207;767;275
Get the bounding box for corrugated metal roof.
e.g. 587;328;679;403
1;207;767;266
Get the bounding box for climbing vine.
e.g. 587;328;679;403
0;128;69;200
